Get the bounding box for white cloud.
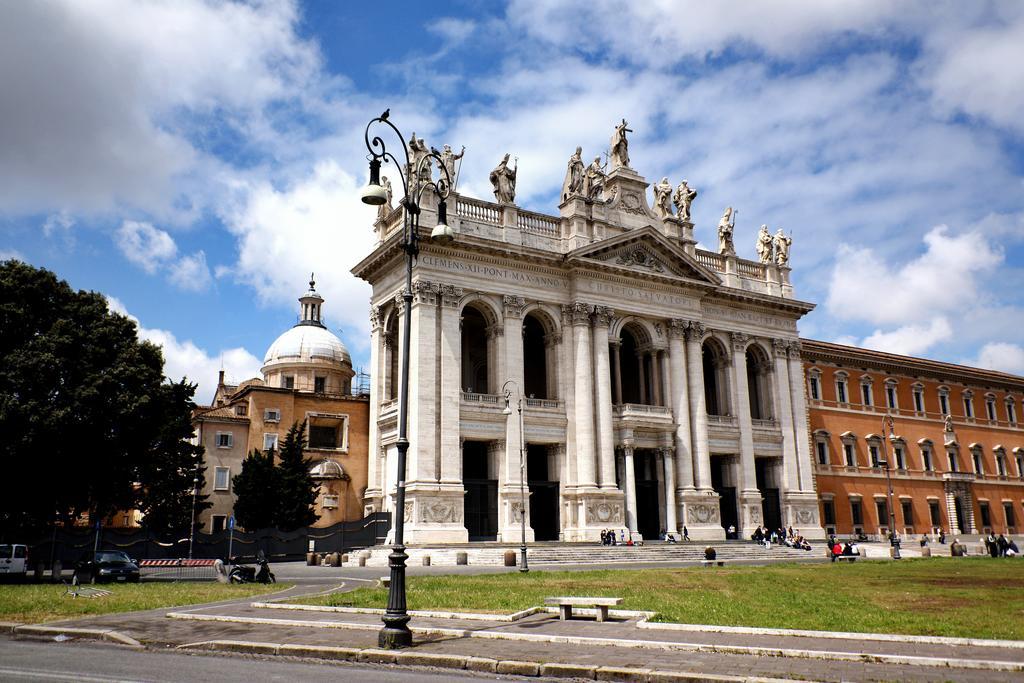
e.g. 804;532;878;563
0;0;320;216
106;296;262;403
966;342;1024;376
167;250;213;292
219;160;374;348
860;318;953;357
0;248;25;261
116;220;178;274
826;226;1001;326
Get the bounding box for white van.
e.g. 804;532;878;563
0;544;29;580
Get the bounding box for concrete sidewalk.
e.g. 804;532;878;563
13;578;1024;683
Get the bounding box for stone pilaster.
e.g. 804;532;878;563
364;304;384;513
781;340;826;539
667;320;695;495
623;444;638;533
499;295;529;543
772;338;799;492
439;284;464;485
592;306;617;489
661;446;678;533
681;320;724;540
730;332;761;538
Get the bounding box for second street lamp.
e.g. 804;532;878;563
502;379;529;573
360;110;455;649
879;413;902;560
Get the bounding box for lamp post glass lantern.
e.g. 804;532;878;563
880;414;901;559
361;110;454;649
502;380;529;573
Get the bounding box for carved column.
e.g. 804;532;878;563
409;280;439;484
772;338;799;492
786;341;815;492
661;446;678;533
637;352;647;404
623;444;638;533
439;285;464;484
610;339;623;405
667;320;695;492
570;302;598;489
592;306;617;489
543;331;560;400
651;350;663;406
499;295;530;543
658;349;671;410
364;305;384;511
685;322;711;490
731;332;761;539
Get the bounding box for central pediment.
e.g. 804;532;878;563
565;226;721;286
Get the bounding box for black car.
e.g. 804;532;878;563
73;550;140;583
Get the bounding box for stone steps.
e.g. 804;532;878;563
356;542;817;567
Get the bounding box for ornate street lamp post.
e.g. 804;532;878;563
188;455;200;560
360;110;454;649
502;380;529;573
878;413;902;560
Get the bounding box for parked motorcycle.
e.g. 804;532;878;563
228;552;275;584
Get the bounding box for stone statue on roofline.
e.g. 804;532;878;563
673;180;697;222
653;177;673;218
756;224;774;264
440;144;464;186
583;155;605;200
774;228;792;267
489;153;517;204
561;146;585;201
609;118;632;170
407;133;431;182
718;207;736;255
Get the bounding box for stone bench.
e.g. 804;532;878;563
836;555;858;562
700;559;727;567
545;596;622;622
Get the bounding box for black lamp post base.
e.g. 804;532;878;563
378;620;413;649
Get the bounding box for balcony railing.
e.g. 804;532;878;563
461;392;502;405
614;403;671;416
707;414;737;427
525;398;564;410
942;472;976;482
752;418;779;429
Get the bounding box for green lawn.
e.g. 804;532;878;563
0;582;287;624
302;558;1024;640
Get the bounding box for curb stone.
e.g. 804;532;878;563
596;666;652;682
277;644;361;660
12;624;142;648
393;651;466;669
464;656;498;672
496;660;541;676
356;648;400;664
540;662;597;679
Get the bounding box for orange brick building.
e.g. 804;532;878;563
193;279;369;532
803;340;1024;539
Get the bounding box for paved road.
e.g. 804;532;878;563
0;639;511;682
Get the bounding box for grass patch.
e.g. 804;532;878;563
299;558;1024;640
0;582;288;624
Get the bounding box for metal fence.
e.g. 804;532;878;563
31;513;391;564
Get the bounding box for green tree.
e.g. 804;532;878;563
0;260;170;537
231;448;279;530
137;379;211;539
275;420;320;531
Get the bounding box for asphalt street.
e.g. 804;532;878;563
0;639;517;682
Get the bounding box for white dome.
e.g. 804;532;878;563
263;324;351;367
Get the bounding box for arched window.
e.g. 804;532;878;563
835;371;850;405
617;325;645;404
702;338;731;416
745;344;773;420
385;313;399;401
522;312;557;399
461;304;493;394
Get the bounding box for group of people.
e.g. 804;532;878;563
828;536;860;561
599;529;643;546
984;533;1020;557
751;525;812;551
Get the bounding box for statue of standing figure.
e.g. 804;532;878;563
583;155;605;200
756;225;774;264
673;180;697;222
489;153;517;204
407;133;431;182
561;146;585;201
440;144;464;186
717;207;736;255
377;176;393;220
653;177;673;218
609;118;632;170
773;229;792;267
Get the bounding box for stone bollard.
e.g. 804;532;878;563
34;562;46;582
306;552;317;566
329;552;341;567
504;550;516;567
921;547;931;557
52;559;63;582
358;555;367;567
341;553;349;564
456;551;468;566
421;555;431;566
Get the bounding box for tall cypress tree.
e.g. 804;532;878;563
275;420;320;531
232;448;279;531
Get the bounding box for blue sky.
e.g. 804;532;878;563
2;0;1024;402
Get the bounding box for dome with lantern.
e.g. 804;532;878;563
261;276;354;394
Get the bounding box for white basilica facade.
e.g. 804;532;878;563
353;129;824;543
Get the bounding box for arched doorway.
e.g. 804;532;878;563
746;345;773;420
522;314;550;399
702;339;730;416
